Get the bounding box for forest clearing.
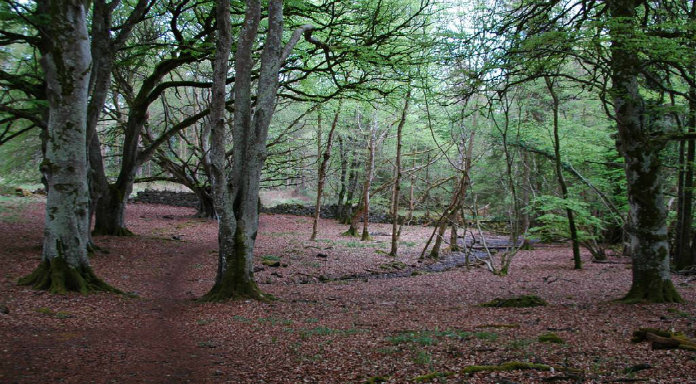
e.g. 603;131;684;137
1;199;695;383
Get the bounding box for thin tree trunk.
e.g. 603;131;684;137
361;119;377;241
676;81;695;269
336;135;348;219
545;76;582;269
341;154;359;224
311;105;341;240
390;91;410;256
427;132;475;259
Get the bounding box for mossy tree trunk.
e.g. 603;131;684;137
204;0;316;301
340;154;360;224
608;0;681;303
19;0;116;294
336;136;348;219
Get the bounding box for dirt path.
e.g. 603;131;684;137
107;228;223;384
0;204;216;383
112;243;209;383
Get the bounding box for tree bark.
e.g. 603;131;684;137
205;0;315;301
311;105;341;241
609;0;682;303
675;82;695;269
341;151;360;224
361;117;377;241
426;132;474;259
87;0;150;237
545;76;582;269
390;91;410;256
336;135;348;219
19;0;116;294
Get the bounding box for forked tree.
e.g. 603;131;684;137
204;0;316;300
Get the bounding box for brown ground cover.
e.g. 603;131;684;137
1;201;695;383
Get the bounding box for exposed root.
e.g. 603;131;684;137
18;258;120;294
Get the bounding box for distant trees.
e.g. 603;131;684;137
474;0;693;302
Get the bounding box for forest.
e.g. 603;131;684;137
1;0;696;383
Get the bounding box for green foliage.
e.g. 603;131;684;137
528;195;605;243
0;134;42;183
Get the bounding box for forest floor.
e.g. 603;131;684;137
1;200;695;384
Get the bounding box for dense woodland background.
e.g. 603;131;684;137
1;0;696;298
2;1;696;383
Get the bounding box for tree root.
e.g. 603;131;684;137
18;258;120;294
200;281;272;302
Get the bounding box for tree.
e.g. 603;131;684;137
478;0;685;302
19;0;116;294
608;0;681;303
389;89;411;256
310;104;341;241
545;76;582;269
204;0;316;300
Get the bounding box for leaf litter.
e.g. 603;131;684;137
0;202;695;383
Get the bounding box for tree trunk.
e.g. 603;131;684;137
86;0;148;240
336;135;348;219
361;119;377;241
194;187;216;219
311;106;341;241
20;0;116;294
427;132;474;259
390;91;410;256
341;155;360;224
205;0;314;301
675;85;695;270
545;76;582;269
609;0;681;303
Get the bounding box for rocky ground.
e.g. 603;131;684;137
1;200;695;383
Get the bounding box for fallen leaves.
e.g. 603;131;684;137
0;202;694;383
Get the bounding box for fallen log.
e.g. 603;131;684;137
632;328;696;351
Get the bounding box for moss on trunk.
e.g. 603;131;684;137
18;258;119;294
201;227;267;302
621;273;683;304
